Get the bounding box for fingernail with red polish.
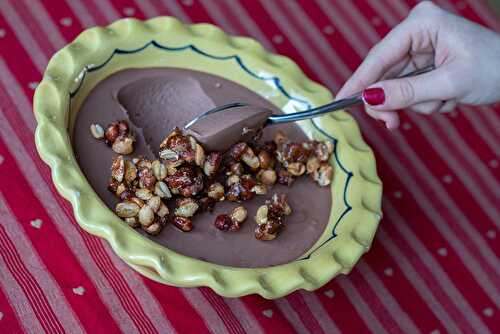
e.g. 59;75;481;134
362;87;385;106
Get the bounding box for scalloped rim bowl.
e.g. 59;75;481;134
33;17;382;299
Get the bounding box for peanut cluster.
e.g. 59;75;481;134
100;121;334;240
90;121;136;154
255;194;292;240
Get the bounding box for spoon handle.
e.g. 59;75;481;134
267;64;435;125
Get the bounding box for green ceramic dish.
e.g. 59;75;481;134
33;17;382;299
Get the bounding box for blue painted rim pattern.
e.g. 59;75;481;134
69;40;353;260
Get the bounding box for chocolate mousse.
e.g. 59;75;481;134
73;68;332;267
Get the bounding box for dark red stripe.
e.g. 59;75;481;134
362;239;443;333
237;0;321;84
381;217;496;332
199;287;245;334
5;0;53;60
286;293;325;334
0;284;25;333
372;142;498;308
0;226;65;333
108;0;148;20
240;295;298;333
88;237;159;334
141;281;212;334
297;0;367;70
315;280;372;333
0;129;122;334
39;0;86;40
0;6;171;333
347;268;411;333
83;235;156;334
0;233;53;334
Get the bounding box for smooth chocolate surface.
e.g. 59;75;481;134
73;68;331;267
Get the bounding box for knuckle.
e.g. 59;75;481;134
398;80;416;105
411;1;437;15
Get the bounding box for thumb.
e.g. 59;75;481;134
362;69;454;110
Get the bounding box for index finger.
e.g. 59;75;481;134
335;21;414;100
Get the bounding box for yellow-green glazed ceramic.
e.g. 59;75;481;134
33;17;382;299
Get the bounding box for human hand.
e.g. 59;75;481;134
335;1;500;129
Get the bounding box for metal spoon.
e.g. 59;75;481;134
185;64;435;151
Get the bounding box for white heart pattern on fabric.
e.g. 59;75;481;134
0;155;4;165
262;309;273;318
437;248;448;257
384;267;394;277
482;308;493;317
60;17;72;27
0;312;3;320
324;290;335;298
72;286;85;296
30;219;43;229
123;7;135;16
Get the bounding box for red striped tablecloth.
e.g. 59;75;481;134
0;0;499;333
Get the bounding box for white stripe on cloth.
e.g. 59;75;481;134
198;0;240;35
459;106;500;156
383;199;495;327
272;0;352;81
408;112;500;222
336;277;389;334
65;0;97;28
181;289;230;334
478;106;500;137
220;0;276;52
274;298;312;334
158;0;192;23
464;0;500;31
354;107;500;300
23;0;66;50
0;91;140;334
102;243;178;334
356;261;420;334
0;194;86;334
223;298;265;334
299;292;342;334
315;0;372;57
132;0;160;19
333;0;381;44
256;1;339;90
0;231;64;334
0;245;46;334
0;1;48;72
375;229;463;334
91;0;120;23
